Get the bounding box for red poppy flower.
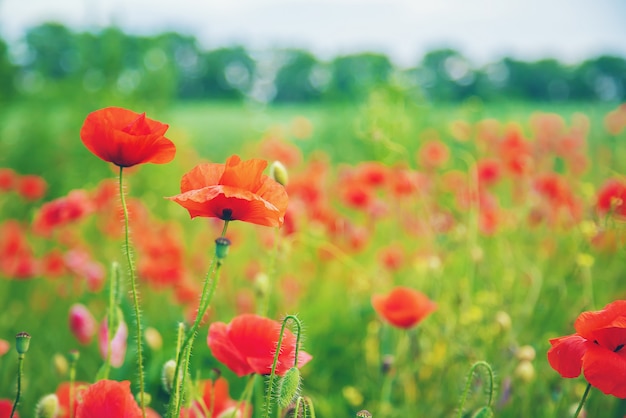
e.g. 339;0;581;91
207;314;312;377
75;380;142;418
0;168;16;192
168;155;288;228
17;175;47;201
597;179;626;219
55;382;89;418
33;190;94;236
372;286;437;329
80;107;175;167
179;377;252;418
0;399;17;418
548;300;626;398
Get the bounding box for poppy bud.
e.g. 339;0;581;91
277;367;301;408
69;304;97;345
381;354;394;375
516;345;536;362
162;359;176;393
514;360;535;382
356;410;372;418
269;161;289;187
15;332;31;356
495;311;512;332
215;237;231;261
53;353;68;376
144;327;163;351
35;394;59;418
67;349;80;364
135;392;151;406
253;272;270;300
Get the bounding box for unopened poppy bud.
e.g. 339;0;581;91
69;303;97;345
209;367;222;381
253;272;270;299
514;360;535;382
277;367;301;408
356;410;372;417
381;354;394;375
516;345;536;362
67;349;80;364
215;237;231;260
144;327;163;351
495;311;511;332
135;391;151;406
471;406;494;418
15;332;31;356
35;394;59;418
53;353;68;376
162;359;176;393
269;161;289;187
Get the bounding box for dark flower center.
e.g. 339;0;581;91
615;344;624;353
221;208;233;220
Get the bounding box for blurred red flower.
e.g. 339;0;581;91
179;377;252;418
80;107;175;167
597;179;626;219
372;286;436;329
168;155;288;227
75;380;142;418
0;399;17;418
33;190;94;236
207;314;312;377
0;168;16;192
17;175;47;201
547;300;626;398
56;381;89;418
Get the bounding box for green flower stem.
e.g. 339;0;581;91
10;355;24;418
263;315;303;418
230;374;257;418
69;356;76;418
260;227;280;317
456;361;495;418
167;222;229;418
119;166;146;418
573;383;592;418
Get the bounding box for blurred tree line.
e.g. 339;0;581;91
0;22;624;106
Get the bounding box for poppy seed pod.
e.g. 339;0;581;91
15;332;31;356
215;237;232;260
35;394;59;418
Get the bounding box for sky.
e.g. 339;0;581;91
1;0;625;68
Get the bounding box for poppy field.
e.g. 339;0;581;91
1;96;626;418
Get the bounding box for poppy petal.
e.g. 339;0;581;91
207;322;252;377
547;334;589;378
583;344;626;398
575;300;626;341
219;155;267;191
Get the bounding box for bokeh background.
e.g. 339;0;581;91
1;1;626;417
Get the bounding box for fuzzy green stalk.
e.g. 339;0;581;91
263;315;303;418
573;383;592;418
10;355;24;418
118;167;147;418
167;221;229;418
99;262;121;380
456;361;495;418
229;374;257;418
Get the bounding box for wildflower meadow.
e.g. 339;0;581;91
2;84;626;418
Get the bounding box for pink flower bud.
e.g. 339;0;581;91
99;315;128;367
69;304;96;345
